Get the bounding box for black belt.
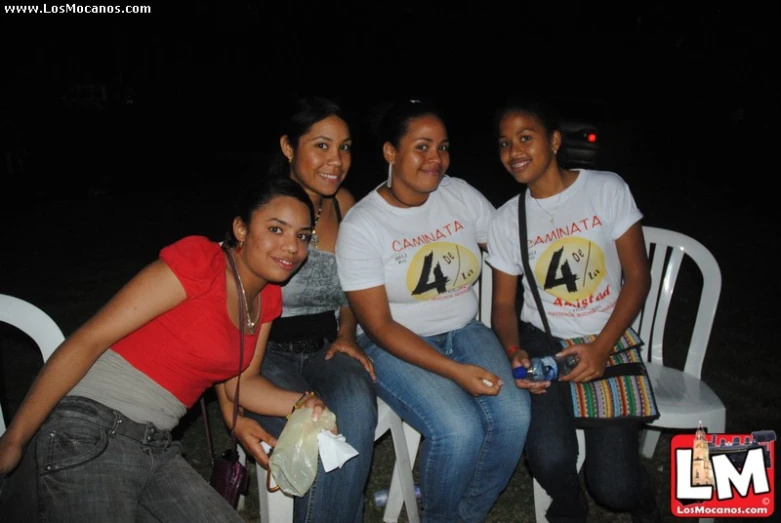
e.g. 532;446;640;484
269;337;329;354
54;396;173;447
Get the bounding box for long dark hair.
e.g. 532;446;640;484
223;176;315;247
269;96;350;178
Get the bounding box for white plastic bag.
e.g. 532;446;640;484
269;407;337;497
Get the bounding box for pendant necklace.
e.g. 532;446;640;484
533;191;563;225
232;250;260;334
309;199;324;249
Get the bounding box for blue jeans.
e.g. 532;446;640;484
246;340;377;523
0;395;244;523
520;322;658;523
359;320;531;523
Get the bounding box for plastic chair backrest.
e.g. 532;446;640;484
633;226;722;379
474;252;492;327
0;294;65;434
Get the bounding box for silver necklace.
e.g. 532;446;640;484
231;250;259;334
309;199;324;249
533;192;563;225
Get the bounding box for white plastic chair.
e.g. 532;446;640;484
531;226;724;523
636;226;725;457
0;294;65;433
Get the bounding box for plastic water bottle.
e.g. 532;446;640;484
374;485;421;507
512;354;579;381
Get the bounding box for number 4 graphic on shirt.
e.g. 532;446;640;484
543;247;579;292
412;251;450;296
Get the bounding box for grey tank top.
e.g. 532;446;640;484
279;249;348;317
68;349;185;430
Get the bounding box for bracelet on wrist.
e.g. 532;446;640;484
292;391;316;413
505;345;521;358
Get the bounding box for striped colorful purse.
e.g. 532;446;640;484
558;328;660;425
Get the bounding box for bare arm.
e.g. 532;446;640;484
0;260;186;473
491;268;548;393
560;222;651;382
335;304;358;344
346;285;501;396
222;322;323;418
324;305;376;381
218;321;330;463
490;268;521;355
214;382;277;469
324;188;375;380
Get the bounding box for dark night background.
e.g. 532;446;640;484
1;4;780;521
2;2;778;297
1;3;775;197
2;0;779;390
2;3;779;405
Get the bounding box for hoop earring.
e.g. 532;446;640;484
387;163;392;188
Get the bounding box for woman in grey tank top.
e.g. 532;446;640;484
216;97;378;523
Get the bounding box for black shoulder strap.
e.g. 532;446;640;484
333;196;343;223
518;192;557;351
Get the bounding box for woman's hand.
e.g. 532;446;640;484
511;350;550;394
295;393;338;433
452;363;503;396
231;416;277;470
325;336;377;383
558;342;610;383
0;434;24;475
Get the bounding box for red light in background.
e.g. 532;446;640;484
587;133;597;143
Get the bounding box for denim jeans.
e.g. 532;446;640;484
520;322;658;523
359;319;531;523
0;395;244;523
246;340;377;523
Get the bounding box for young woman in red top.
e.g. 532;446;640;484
0;177;330;523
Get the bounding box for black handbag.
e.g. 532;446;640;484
517;193;659;426
199;245;249;508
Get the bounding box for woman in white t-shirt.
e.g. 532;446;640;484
487;95;660;523
336;99;530;523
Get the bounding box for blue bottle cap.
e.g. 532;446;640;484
513;366;529;379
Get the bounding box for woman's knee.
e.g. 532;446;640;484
428;414;486;455
482;395;530;455
322;382;377;445
525;444;579;483
525;417;578;458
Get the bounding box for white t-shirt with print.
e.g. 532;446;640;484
336;176;495;337
486;169;642;339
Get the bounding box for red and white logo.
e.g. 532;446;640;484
670;423;775;518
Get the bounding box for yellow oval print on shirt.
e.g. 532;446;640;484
406;243;480;301
534;237;606;301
